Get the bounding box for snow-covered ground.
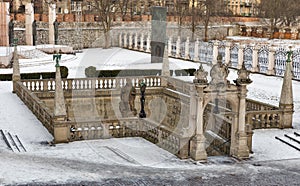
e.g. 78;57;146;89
0;46;299;185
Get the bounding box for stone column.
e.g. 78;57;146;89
140;33;144;51
168;37;172;56
12;40;20;93
128;33;133;49
146;34;151;53
237;44;244;69
134;33;138;50
279;49;294;128
193;39;199;62
53;53;68;143
190;86;207;161
212;41;219;65
162;45;170;77
119;33;122;47
123;33;127;48
0;2;9;46
234;64;252;159
176;36;180;58
25;3;34;45
251;45;259;72
267;46;275;75
225;42;231;65
184;37;190;60
48;3;56;45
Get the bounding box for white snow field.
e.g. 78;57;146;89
0;46;299;185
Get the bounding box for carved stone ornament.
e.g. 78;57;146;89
193;64;208;84
235;62;252;85
209;54;229;89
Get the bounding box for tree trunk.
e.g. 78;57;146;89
104;31;111;49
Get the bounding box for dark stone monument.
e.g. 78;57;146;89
32;20;37;46
139;80;147;118
8;19;14;46
151;6;167;63
53;19;59;45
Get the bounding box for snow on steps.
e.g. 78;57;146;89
0;129;27;153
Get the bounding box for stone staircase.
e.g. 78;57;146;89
0;129;27;153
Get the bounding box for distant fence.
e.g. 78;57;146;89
119;33;300;80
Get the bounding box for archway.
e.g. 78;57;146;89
203;98;235;156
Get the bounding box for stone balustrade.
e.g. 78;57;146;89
21;76;162;92
246;110;283;129
15;81;54;134
246;98;278;111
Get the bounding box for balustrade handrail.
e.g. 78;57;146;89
246;98;279;111
21;76;162;92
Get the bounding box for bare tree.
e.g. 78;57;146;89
87;0;119;48
201;0;229;41
117;0;130;21
258;0;300;33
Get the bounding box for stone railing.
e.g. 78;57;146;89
246;98;278;111
15;81;54;134
21;76;162;92
65;118;141;141
246;99;282;129
246;110;283;129
140;119;190;159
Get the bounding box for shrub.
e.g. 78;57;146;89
85;66;97;77
60;66;68;78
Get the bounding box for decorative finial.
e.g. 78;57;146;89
235;62;252;85
53;50;62;67
193;64;208;84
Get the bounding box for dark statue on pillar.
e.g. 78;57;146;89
32;20;37;46
53;19;59;45
139;80;146;118
119;79;137;117
9;19;14;46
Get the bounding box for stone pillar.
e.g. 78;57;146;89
237;44;244;69
225;42;231;65
168;37;172;56
251;45;259;72
190;86;207;161
233;64;252;159
184;37;190;60
234;84;250;159
134;33;138;50
25;3;34;45
48;3;56;45
0;2;10;46
176;36;180;58
267;46;275;75
279;49;294;128
140;33;144;51
123;33;127;48
53;53;68;143
119;33;122;47
146;34;151;53
193;39;199;62
212;41;219;65
162;45;170;77
12;40;20;93
128;33;133;49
